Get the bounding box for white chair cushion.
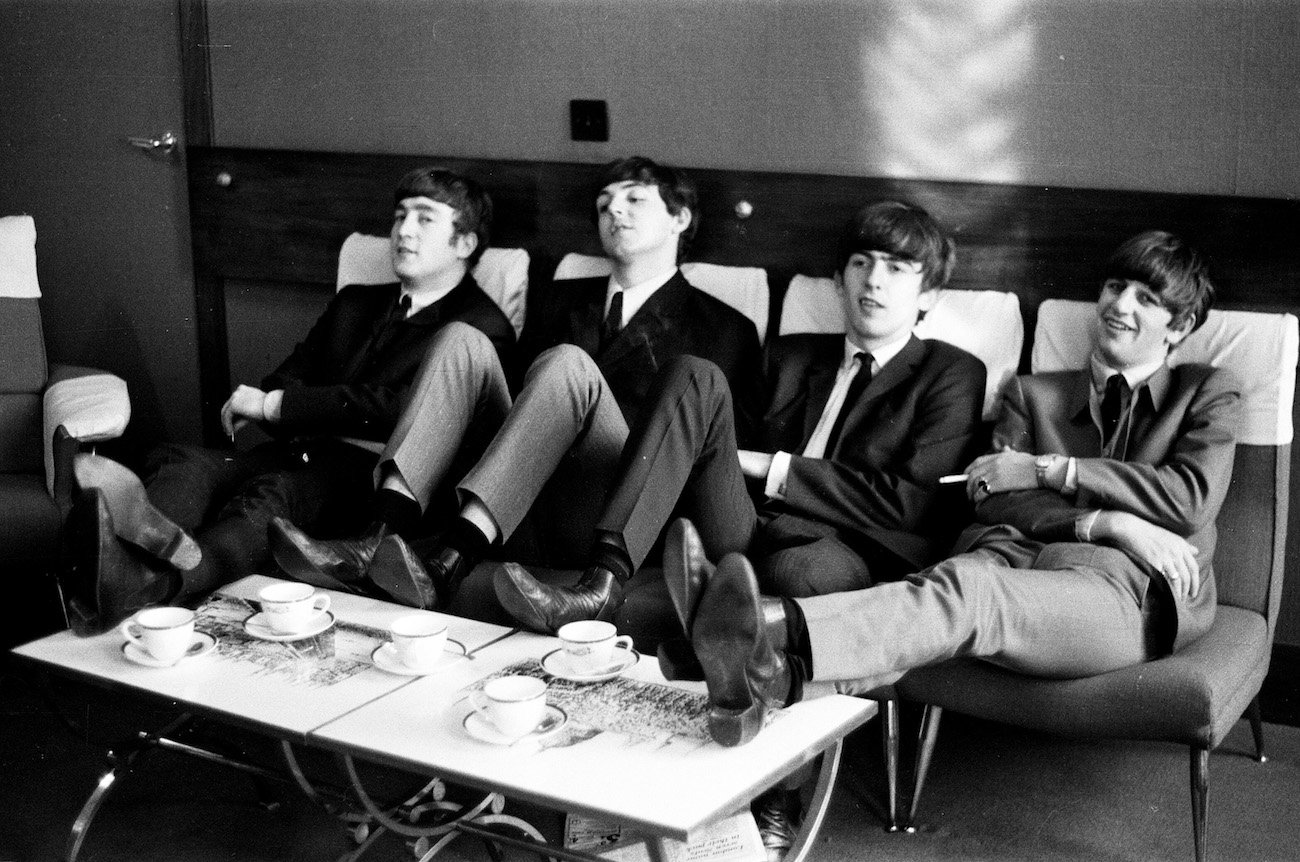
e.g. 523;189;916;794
1032;299;1299;446
553;253;770;345
0;215;40;299
336;233;528;336
779;275;1023;420
43;372;131;494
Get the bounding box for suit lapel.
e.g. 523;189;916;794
569;281;606;355
801;350;842;445
1060;370;1102;457
598;271;689;368
824;335;925;455
339;284;401;381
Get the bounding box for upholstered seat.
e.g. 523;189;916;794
892;300;1298;862
0;215;130;642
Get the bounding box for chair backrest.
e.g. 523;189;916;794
0;215;47;473
1032;299;1298;628
553;253;770;346
778;275;1023;421
336;233;529;337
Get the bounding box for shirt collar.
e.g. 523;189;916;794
606;267;678;327
846;331;910;373
401;281;457;317
1089;352;1170;409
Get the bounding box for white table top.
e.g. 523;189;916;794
11;575;514;739
13;575;875;839
312;625;875;839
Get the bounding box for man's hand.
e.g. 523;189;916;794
738;449;774;481
1093;510;1200;599
221;384;269;438
965;448;1037;501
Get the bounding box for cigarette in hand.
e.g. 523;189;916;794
938;474;969;484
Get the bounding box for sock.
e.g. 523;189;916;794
782;597;810;705
372;488;421;536
589;530;633;583
446;516;490;559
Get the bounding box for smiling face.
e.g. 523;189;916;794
836;251;933;353
595;181;691;266
1094;277;1193;370
390;196;476;288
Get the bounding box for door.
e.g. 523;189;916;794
0;0;201;460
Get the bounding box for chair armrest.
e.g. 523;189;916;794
43;365;131;497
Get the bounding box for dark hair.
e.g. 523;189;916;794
394;167;492;266
598;156;699;260
1102;230;1215;334
836;200;956;291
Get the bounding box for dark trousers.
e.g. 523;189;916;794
597;356;873;597
144;438;378;596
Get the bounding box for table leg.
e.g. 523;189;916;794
782;740;844;862
64;713;192;862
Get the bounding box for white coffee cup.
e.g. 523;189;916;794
469;675;548;738
557;620;633;674
258;582;331;634
119;606;196;664
389;613;448;670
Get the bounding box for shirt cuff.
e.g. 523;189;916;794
765;451;793;500
262;389;284;423
1062;456;1079;494
1075;509;1101;542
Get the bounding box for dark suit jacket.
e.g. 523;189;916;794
516;271;765;442
759;333;987;571
264;273;516;441
967;363;1241;651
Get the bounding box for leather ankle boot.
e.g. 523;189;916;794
74;453;200;571
660;597;788;682
663;518;712;635
493;563;624;634
691;552;792;746
269;517;388;585
366;535;453;610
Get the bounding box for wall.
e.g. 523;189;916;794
0;0;201;458
207;0;1299;198
204;0;1300;648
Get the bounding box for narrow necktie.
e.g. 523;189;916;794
600;289;624;350
823;351;872;455
369;293;412;358
1100;373;1131;457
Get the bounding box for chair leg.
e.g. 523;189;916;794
1189;745;1209;862
881;698;900;832
1245;696;1267;763
907;705;943;831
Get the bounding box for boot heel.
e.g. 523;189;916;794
707;704;765;747
74;455;200;570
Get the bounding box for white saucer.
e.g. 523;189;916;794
370;639;467;676
539;645;639;683
462;704;567;746
242;610;335;642
121;632;218;668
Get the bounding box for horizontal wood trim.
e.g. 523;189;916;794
187;145;1300;314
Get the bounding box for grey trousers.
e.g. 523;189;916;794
381;322;512;511
801;534;1165;695
457;344;629;566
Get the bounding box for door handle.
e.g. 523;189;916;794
127;131;178;155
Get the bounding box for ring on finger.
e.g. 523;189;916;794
977;478;991;494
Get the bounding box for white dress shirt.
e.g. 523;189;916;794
764;333;911;500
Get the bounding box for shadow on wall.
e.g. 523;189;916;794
866;0;1035;184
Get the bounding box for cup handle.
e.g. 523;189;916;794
613;635;634;653
468;691;493;726
313;594;332;615
119;620;145;651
